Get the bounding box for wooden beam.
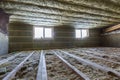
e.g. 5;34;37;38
52;50;90;80
105;24;120;32
59;50;120;78
0;52;22;66
3;51;34;80
36;50;47;80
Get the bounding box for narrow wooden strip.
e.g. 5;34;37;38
36;50;47;80
3;51;34;80
105;24;120;32
59;50;120;78
52;50;90;80
72;50;120;65
0;52;22;66
84;50;109;57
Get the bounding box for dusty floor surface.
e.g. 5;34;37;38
58;52;119;80
46;52;81;80
12;52;40;80
0;47;120;80
0;52;30;79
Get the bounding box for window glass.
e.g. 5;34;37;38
45;28;52;38
75;29;89;38
75;30;81;38
34;27;43;39
82;29;88;38
34;27;53;39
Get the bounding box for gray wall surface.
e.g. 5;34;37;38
101;30;120;47
0;9;9;55
0;32;8;55
9;23;101;52
73;29;101;47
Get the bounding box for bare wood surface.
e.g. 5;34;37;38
52;50;90;80
105;24;120;32
3;51;34;80
36;50;47;80
59;50;120;78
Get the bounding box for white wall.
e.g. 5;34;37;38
0;32;8;55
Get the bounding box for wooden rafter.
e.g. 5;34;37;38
105;24;120;32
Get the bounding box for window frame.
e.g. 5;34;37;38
75;29;89;39
33;27;54;40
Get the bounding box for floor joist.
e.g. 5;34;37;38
3;51;34;80
59;50;120;78
52;50;90;80
36;50;47;80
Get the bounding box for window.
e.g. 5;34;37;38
34;27;43;39
45;28;52;38
81;29;88;38
75;29;89;38
75;29;81;38
34;27;53;39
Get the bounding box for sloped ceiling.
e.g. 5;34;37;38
0;0;120;28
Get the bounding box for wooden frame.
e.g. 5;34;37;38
59;50;120;78
105;24;120;32
36;50;47;80
53;50;90;80
3;51;34;80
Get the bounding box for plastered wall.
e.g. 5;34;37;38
0;9;9;55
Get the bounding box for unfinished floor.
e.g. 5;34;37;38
0;47;120;80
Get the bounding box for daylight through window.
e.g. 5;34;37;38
75;29;89;38
34;27;53;39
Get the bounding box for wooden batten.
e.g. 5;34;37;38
105;24;120;32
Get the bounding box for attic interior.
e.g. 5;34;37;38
0;0;120;80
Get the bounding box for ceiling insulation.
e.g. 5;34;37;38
0;0;120;28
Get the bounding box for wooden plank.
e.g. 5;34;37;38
52;50;90;80
36;50;47;80
105;24;120;32
3;51;34;80
0;52;22;66
59;50;120;78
